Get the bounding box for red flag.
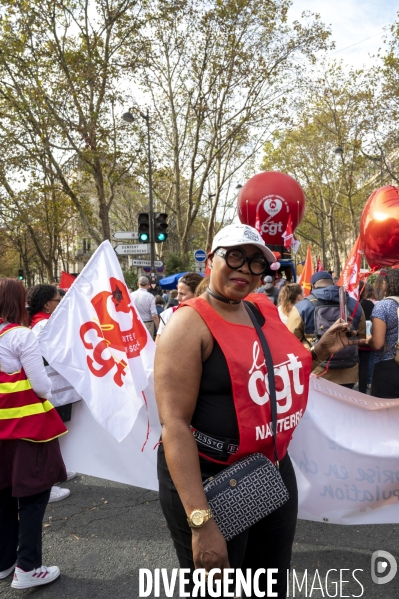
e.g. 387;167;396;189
298;245;314;296
59;271;76;290
337;235;363;300
255;202;261;234
316;257;324;272
282;215;293;250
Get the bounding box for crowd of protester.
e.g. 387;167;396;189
255;266;398;398
1;234;399;592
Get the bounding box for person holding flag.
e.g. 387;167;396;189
287;271;366;387
26;284;77;503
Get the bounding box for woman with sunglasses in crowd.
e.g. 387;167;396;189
0;278;67;589
26;285;76;503
155;224;358;597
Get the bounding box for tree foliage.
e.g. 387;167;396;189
138;0;331;254
262;64;374;273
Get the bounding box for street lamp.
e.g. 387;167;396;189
122;107;156;274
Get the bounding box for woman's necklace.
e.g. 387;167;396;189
206;287;241;305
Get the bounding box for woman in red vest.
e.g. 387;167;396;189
155;224;359;598
0;279;67;589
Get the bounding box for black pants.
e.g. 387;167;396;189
0;486;51;572
358;350;371;394
371;358;399;398
158;446;298;598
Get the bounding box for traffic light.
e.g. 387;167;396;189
138;212;150;243
154;213;168;243
18;269;24;281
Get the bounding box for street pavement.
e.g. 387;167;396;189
1;474;399;598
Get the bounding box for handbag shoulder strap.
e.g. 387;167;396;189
243;301;279;466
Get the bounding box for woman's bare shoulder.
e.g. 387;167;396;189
156;304;213;359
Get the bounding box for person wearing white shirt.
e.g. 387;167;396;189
0;278;66;589
26;284;77;504
130;276;159;339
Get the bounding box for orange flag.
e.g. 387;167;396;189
337;235;363;300
298;245;314;296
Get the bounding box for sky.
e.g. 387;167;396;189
289;0;398;69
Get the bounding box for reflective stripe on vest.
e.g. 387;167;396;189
0;323;67;442
0;399;54;420
0;379;32;394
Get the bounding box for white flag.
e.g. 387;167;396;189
39;241;156;441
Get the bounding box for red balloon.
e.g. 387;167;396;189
237;171;305;247
360;186;399;268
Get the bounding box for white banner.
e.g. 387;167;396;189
59;375;161;491
290;377;399;525
39;241;156;441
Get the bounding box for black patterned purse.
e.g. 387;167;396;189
202;302;289;541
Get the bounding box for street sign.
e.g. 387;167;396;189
113;231;138;240
114;244;149;255
194;249;207;262
143;266;151;273
130;259;164;267
156;265;165;273
195;263;206;273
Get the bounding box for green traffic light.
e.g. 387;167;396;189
157;233;166;242
139;233;149;242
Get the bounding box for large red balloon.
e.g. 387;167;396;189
360;186;399;268
237;171;305;248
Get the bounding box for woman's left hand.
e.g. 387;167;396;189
316;319;362;359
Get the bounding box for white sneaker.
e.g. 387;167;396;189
11;565;60;589
66;470;76;481
48;486;70;503
0;563;16;579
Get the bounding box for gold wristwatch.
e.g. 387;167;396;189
187;509;213;528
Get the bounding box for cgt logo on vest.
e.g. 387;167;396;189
248;341;304;414
80;277;148;387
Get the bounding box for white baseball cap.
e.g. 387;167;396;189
211;224;276;263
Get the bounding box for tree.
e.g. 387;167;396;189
368;18;399;185
0;0;144;244
262;63;373;273
138;0;331;258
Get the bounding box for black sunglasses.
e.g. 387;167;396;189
214;247;270;275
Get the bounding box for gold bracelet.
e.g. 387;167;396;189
310;347;325;366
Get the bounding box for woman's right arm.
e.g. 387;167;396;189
154;307;230;572
15;329;52;399
367;317;386;350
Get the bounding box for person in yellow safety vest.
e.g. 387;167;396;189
0;278;67;590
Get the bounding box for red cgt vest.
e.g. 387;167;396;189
0;323;67;442
183;295;312;465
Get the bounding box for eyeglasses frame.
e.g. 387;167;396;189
214;247;270;275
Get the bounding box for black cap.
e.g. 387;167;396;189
310;271;333;285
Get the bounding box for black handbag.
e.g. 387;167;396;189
202;302;289;541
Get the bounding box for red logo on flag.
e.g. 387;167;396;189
80;278;148;386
